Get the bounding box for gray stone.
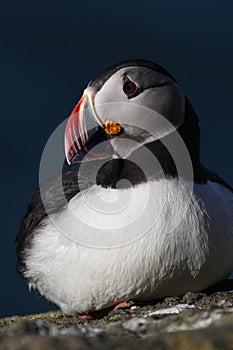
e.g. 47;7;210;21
181;292;204;304
123;317;150;332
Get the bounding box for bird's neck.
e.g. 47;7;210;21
95;148;180;189
96;138;203;189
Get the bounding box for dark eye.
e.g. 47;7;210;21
123;80;139;97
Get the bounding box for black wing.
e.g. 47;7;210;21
16;164;84;274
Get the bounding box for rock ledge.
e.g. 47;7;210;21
1;280;233;350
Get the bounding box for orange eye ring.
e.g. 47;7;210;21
123;80;139;97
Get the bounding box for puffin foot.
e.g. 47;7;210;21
112;300;135;310
76;300;135;320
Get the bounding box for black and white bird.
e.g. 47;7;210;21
16;59;233;319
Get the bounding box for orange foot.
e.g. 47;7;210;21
113;300;135;311
77;300;135;320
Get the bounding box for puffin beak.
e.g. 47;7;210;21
65;89;113;164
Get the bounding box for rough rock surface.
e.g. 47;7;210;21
1;280;233;350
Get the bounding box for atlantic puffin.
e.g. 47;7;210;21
16;59;233;319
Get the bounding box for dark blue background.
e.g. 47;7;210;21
1;0;233;317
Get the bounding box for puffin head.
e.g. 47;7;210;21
65;59;200;168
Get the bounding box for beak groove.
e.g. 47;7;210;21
65;89;113;164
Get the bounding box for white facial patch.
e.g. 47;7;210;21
94;66;185;133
